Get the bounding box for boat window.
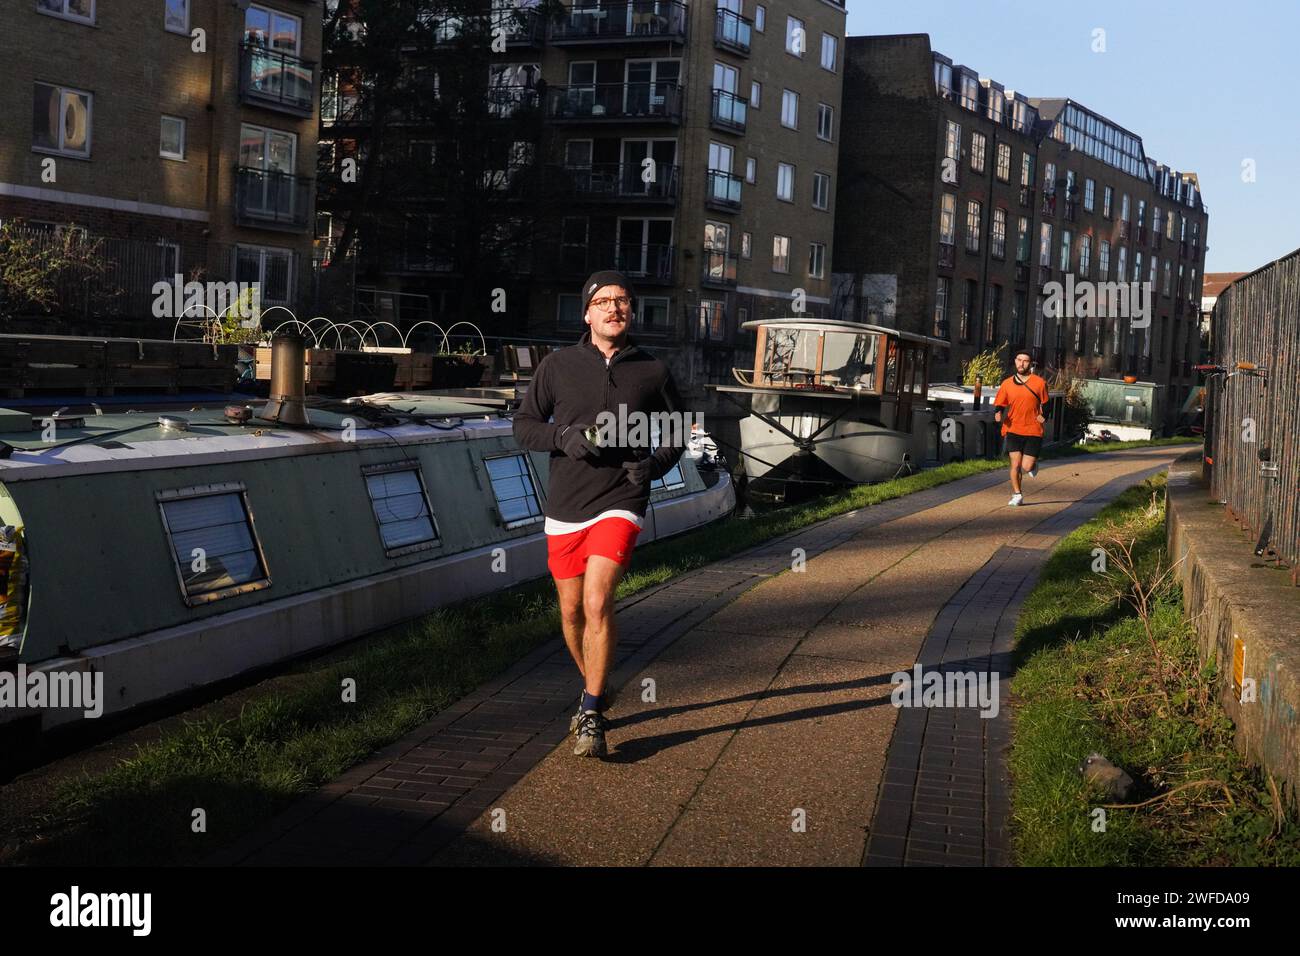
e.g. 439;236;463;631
761;327;819;384
653;462;686;491
819;332;876;388
363;464;439;554
485;453;544;528
157;487;269;603
883;340;898;394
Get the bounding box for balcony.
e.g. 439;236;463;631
1119;220;1130;239
1019;186;1034;208
549;163;679;202
705;168;742;210
938;242;955;269
550;1;689;45
240;42;316;117
485;85;542;119
701;248;738;287
714;8;752;55
1041;192;1057;217
710;89;747;133
547;82;684;124
493;7;545;46
1064;201;1077;223
613;242;675;284
1138;225;1148;244
235;167;312;231
320;88;371;127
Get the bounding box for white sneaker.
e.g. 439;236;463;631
1026;467;1038;478
1008;493;1024;507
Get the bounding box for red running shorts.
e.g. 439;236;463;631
546;517;642;580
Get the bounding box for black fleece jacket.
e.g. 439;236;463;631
512;332;687;522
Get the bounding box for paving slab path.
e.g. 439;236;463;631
206;447;1185;867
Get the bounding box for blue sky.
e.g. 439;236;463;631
844;0;1299;274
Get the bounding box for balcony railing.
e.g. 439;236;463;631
1119;220;1131;239
705;168;742;209
938;242;955;269
1063;201;1077;222
240;42;316;116
320;90;371;127
235;167;312;231
714;8;752;54
546;82;684;123
710;89;747;132
702;248;738;287
1041;192;1057;217
1138;225;1148;244
486;85;542;118
550;162;680;202
1019;186;1034;208
550;1;689;44
613;242;675;283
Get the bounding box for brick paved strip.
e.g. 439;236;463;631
205;449;1178;866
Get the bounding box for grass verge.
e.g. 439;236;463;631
1010;472;1300;865
3;439;1192;865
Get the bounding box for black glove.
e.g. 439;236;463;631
557;424;598;461
622;457;653;488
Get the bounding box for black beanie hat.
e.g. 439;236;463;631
581;270;636;315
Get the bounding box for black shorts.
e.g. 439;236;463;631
1004;433;1043;457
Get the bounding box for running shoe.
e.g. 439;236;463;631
573;711;609;758
569;693;585;735
1026;467;1038;478
1008;493;1024;507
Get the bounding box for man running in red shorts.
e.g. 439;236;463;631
993;348;1051;506
513;270;686;757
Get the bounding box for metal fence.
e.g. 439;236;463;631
1207;247;1300;578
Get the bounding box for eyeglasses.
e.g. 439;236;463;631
590;295;632;311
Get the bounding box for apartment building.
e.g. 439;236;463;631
319;0;846;408
0;0;322;318
833;34;1209;426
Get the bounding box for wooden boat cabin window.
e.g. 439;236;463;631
485;453;544;529
156;484;270;605
760;326;878;388
819;332;877;388
363;463;440;556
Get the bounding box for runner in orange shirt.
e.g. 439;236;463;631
992;349;1051;507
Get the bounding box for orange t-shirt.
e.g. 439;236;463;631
993;373;1050;437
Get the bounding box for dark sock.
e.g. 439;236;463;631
582;690;602;713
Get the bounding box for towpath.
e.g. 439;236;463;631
207;446;1184;867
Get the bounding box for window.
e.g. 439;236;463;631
165;0;189;33
970;131;986;174
235;244;294;304
745;157;756;183
965;200;981;253
750;81;761;109
995;143;1011;182
33;83;92;158
637;295;670;333
485;454;543;528
1116;246;1127;287
157;485;269;604
786;16;805;57
1084;178;1095;211
1043;162;1056;195
776;162;794;201
364;464;439;554
812;172;829;210
781;89;798;129
1059;229;1071;272
1133;250;1142;283
652;462;686;492
934;277;951;338
1166;209;1176;240
1079;234;1091;277
741;231;752;259
817;103;833;141
1011;290;1027;345
772;235;790;273
1099;239;1111;280
944;120;961;165
1120;193;1130;223
940;193;956;244
1103;185;1113;219
699;299;725;340
755;5;765;31
1163;260;1172;296
1039;223;1052;267
960;279;977;341
245;3;301;54
991;208;1006;259
557;293;582;326
1153;206;1162;238
984;284;1001;343
37;0;94;23
820;33;838;71
1020;152;1034;188
1016;216;1030;263
160;116;186;160
808;242;825;279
